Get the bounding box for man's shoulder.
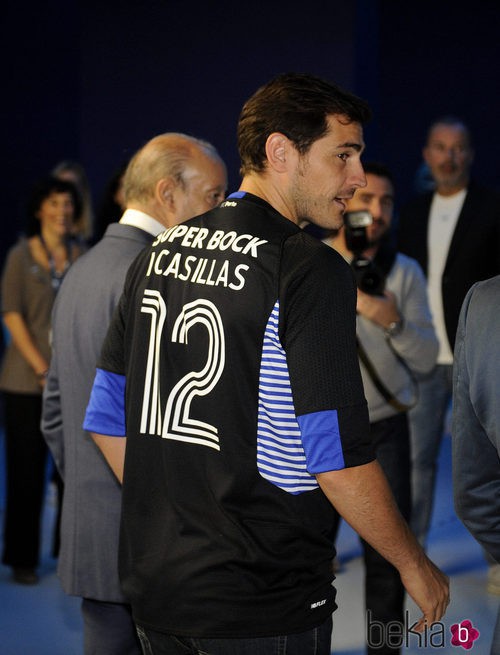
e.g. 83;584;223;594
73;226;151;270
386;251;426;291
460;276;500;358
393;251;424;272
101;222;154;246
465;181;500;210
280;233;355;300
58;227;152;300
468;274;500;308
286;230;351;272
399;191;433;219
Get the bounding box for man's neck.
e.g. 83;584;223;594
435;180;469;197
239;174;298;224
119;207;165;236
327;232;378;261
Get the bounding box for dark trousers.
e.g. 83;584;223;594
81;598;142;655
135;616;333;655
332;413;411;655
2;392;48;568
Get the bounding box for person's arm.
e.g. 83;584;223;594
317;461;449;630
356;258;438;375
282;243;448;627
83;279;130;480
356;288;401;332
83;365;127;482
3;311;49;383
90;433;126;483
1;244;49;383
41;349;65;476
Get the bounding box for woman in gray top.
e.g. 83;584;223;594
0;175;83;584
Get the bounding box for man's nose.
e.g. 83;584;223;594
351;160;367;189
369;200;383;219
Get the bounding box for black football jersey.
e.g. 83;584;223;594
85;192;374;637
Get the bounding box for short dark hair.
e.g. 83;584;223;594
362;161;394;186
426;116;473;148
26;175;82;236
237;72;372;175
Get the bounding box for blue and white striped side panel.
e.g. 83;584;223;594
257;300;319;494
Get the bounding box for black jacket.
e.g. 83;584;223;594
397;181;500;350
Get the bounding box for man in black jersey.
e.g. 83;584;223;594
42;133;227;655
84;73;449;655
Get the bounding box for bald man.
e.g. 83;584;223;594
41;133;227;655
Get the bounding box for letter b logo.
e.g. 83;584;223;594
450;620;480;649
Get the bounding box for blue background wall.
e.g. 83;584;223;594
3;1;500;263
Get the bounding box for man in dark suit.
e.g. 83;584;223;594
397;117;500;548
41;133;227;655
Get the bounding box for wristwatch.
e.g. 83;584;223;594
385;318;404;338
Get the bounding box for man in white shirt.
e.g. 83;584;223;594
397;117;500;549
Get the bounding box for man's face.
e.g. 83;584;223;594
423;123;473;193
344;172;394;248
176;152;227;222
290;114;366;230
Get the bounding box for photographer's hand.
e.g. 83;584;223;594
356;289;401;330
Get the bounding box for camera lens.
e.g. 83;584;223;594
352;257;386;296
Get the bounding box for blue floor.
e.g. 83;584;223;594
1;430;498;654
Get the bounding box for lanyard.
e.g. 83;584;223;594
38;235;72;292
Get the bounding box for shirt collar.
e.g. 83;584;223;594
119;208;164;237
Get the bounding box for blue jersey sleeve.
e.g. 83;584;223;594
83;368;126;436
297;410;345;473
281;235;374;470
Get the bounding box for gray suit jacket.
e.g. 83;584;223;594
452;274;500;563
42;222;154;600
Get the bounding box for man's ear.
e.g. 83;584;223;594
265;133;292;173
156;176;177;209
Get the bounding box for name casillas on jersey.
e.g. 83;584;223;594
84;191;374;638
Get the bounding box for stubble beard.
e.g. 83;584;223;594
291;179;344;231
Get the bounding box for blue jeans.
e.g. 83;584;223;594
362;413;411;655
135;616;333;655
408;364;453;545
81;598;142;655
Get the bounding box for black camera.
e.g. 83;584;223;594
344;210;386;296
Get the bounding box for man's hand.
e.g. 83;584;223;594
399;551;450;631
317;462;450;631
90;433;126;483
356;288;401;330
